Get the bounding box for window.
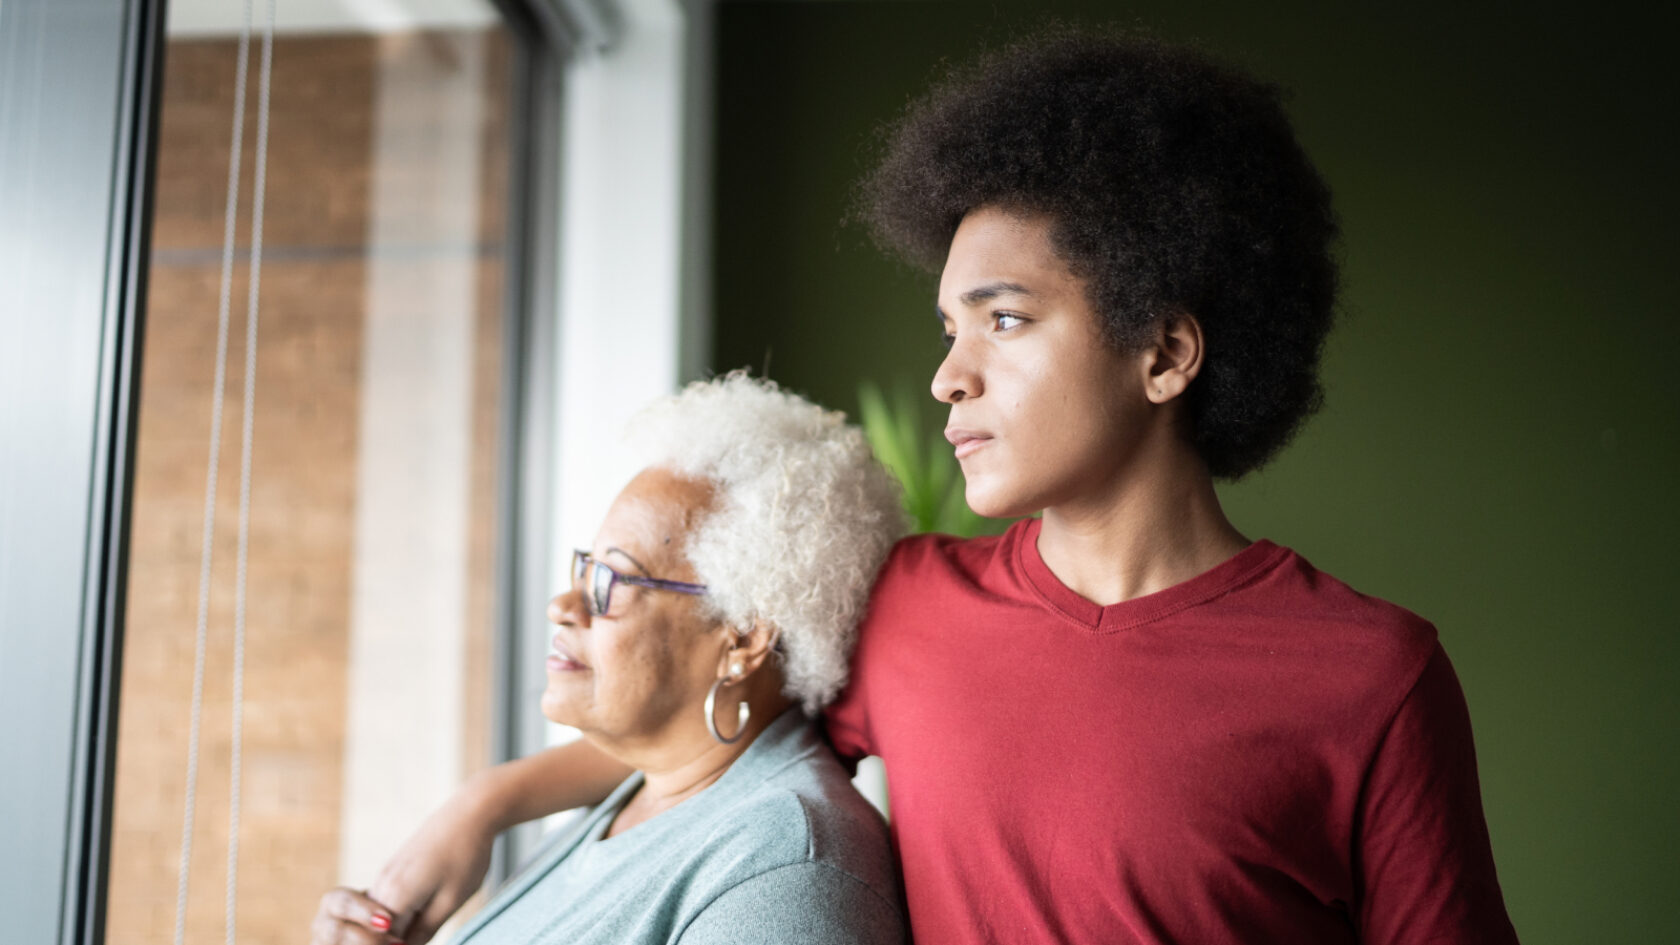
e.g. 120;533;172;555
104;4;533;943
0;1;694;940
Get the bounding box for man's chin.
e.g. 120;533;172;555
963;481;1036;521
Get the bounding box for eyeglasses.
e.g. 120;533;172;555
570;549;707;617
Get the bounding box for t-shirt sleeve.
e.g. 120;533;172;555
822;685;873;768
823;581;895;765
675;861;906;945
1355;642;1520;944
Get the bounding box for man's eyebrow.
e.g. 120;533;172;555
605;546;652;577
959;281;1035;307
936;282;1037;322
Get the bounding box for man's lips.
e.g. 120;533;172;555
547;639;588;672
945;427;993;459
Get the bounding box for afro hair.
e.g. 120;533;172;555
858;26;1340;479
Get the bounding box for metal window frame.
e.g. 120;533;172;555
486;0;570;882
0;2;165;943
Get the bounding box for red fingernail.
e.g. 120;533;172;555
370;915;391;931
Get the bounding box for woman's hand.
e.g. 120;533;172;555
327;740;631;944
360;783;500;945
310;887;402;945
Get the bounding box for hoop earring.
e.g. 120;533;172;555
705;676;750;745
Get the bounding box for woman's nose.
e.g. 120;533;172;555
548;588;591;627
931;340;981;404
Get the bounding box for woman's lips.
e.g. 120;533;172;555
547;641;588;672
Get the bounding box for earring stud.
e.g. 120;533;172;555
729;660;744;677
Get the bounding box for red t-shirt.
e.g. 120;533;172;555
825;519;1517;945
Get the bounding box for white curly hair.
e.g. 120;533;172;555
628;372;906;712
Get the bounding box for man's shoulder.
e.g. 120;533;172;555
884;527;1005;567
1268;545;1435;627
1231;543;1441;676
878;520;1024;588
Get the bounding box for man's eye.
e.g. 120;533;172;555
995;313;1025;331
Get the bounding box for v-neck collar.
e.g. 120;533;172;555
1012;517;1287;633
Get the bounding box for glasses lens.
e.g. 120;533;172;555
591;560;614;616
571;551;605;615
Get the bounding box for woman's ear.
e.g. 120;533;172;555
718;618;779;680
1141;311;1206;404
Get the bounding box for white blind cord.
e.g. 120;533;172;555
226;4;275;943
171;1;274;943
172;10;248;944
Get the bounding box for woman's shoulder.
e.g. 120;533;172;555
684;784;901;943
709;783;895;891
707;719;895;883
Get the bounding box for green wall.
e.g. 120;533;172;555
708;3;1678;941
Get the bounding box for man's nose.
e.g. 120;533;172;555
931;340;981;404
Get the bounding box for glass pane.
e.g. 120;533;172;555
107;3;516;943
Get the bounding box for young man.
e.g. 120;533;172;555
317;28;1518;945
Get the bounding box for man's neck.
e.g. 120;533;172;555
1036;445;1248;607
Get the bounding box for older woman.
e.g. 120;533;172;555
311;374;906;945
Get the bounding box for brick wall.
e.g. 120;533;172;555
108;29;510;945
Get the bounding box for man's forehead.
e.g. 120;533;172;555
939;209;1077;299
935;280;1037;316
937;254;1080;313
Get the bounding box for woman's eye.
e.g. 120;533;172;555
995;312;1025;331
939;330;956;349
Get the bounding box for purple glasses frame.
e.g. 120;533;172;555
571;549;707;617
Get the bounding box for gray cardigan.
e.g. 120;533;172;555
449;708;906;945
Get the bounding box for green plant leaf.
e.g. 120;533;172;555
858;378;1013;537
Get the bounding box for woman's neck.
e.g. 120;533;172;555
1035;443;1249;607
609;749;736;835
602;689;792;838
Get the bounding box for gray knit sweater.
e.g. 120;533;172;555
449;708;906;945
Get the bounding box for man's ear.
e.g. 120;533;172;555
1141;311;1205;404
718;618;779;680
